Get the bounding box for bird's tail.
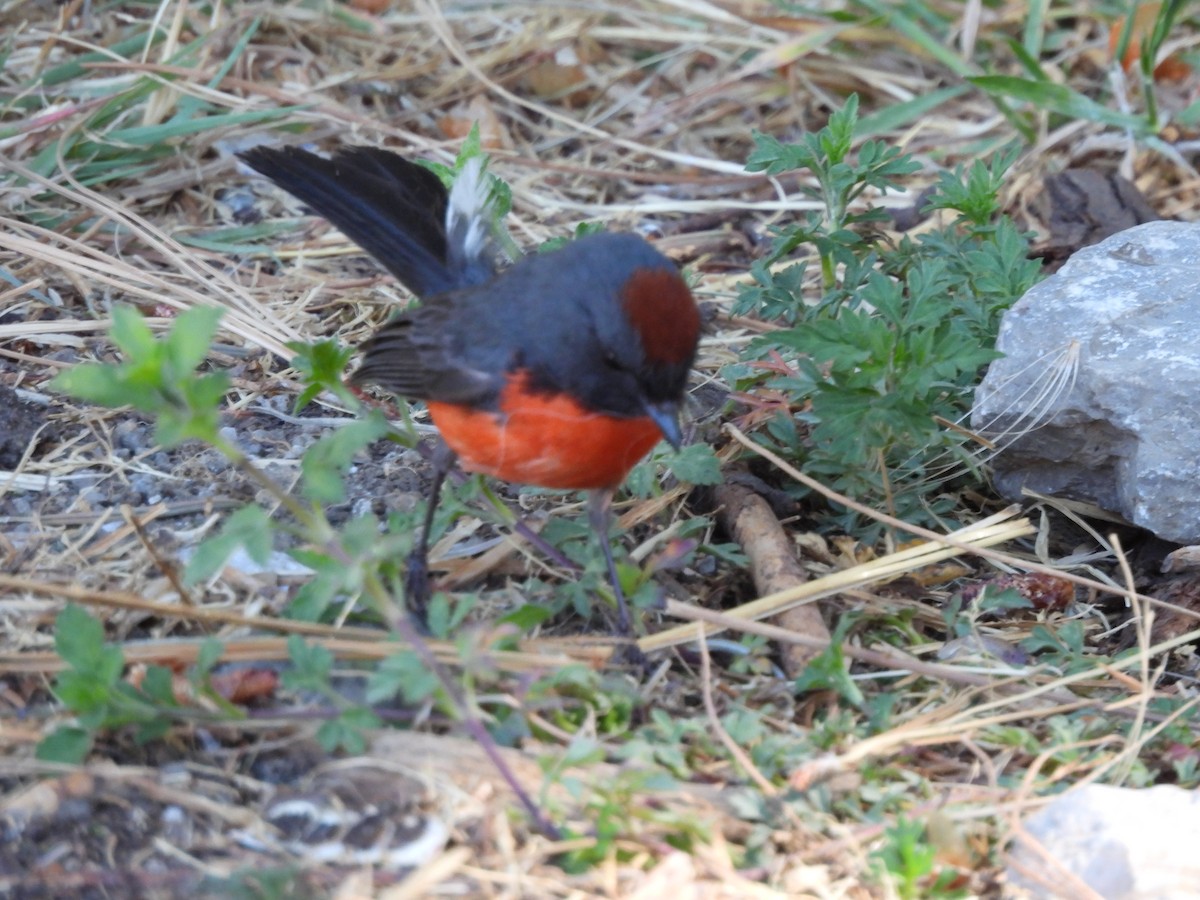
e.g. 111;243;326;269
240;146;496;297
445;155;502;284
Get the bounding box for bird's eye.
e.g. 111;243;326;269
603;351;622;370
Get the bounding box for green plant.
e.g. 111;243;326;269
548;752;705;872
972;0;1195;138
732;95;1041;535
38;606;228;763
46;303;448;757
870;816;969;899
281;636;384;754
4;16;298;204
745;95;920;295
1022;621;1094;674
50;306;407;628
794;617;864;706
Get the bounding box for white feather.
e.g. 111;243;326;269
446;156;494;266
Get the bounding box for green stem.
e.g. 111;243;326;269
361;572;562;839
214;436;326;537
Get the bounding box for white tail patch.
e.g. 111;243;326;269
446;156;495;267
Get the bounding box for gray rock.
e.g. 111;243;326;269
1005;784;1200;898
973;221;1200;542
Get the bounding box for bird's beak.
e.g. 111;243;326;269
643;400;683;450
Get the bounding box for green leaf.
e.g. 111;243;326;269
49;363;136;408
499;603;554;631
284;583;334;623
36;726;94;764
301;411;391;503
872;816;937;892
140;666;179;706
53;607;125;694
284;548;364;622
425;592;455;639
969;75;1148;131
109;303;158;358
820;93;858;163
337;705;383;732
186;371;232;409
35;30;165;87
316;707;381;754
289;338;357;409
155;373;229;447
104;107;301;147
794;620;863;705
745;130;813;176
53;605;108;671
182;505;273;586
856;86;967;139
194;637;225;676
1145;0;1187;67
976;587;1033;614
366;650;440;705
1007;36;1050;81
423;591;477;640
54;670;114;714
164;305;224;373
282;635;333;692
455;121;484;167
667;443;722;486
337;513;383;560
48;304;229;447
561;736;605;767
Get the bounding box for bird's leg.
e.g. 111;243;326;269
586;489;649;670
586;489;629;633
406;440;457;625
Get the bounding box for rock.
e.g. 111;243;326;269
1005;783;1200;898
972;221;1200;543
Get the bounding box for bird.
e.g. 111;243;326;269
240;144;701;640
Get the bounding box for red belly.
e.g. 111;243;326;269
427;373;663;491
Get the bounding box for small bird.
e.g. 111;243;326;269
240;145;700;638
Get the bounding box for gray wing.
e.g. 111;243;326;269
351;301;504;407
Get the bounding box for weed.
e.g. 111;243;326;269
794;618;865;706
732;95;1041;537
281;636;383;754
38;606;228;763
547;757;705;873
744;95;921;294
973;0;1194;139
871;815;969;899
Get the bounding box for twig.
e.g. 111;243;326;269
697;630;777;797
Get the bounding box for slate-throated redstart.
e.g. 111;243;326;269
240;145;700;636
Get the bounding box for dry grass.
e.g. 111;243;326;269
4;1;1200;897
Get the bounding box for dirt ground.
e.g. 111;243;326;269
4;1;1200;898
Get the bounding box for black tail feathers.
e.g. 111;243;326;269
241;145;463;298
